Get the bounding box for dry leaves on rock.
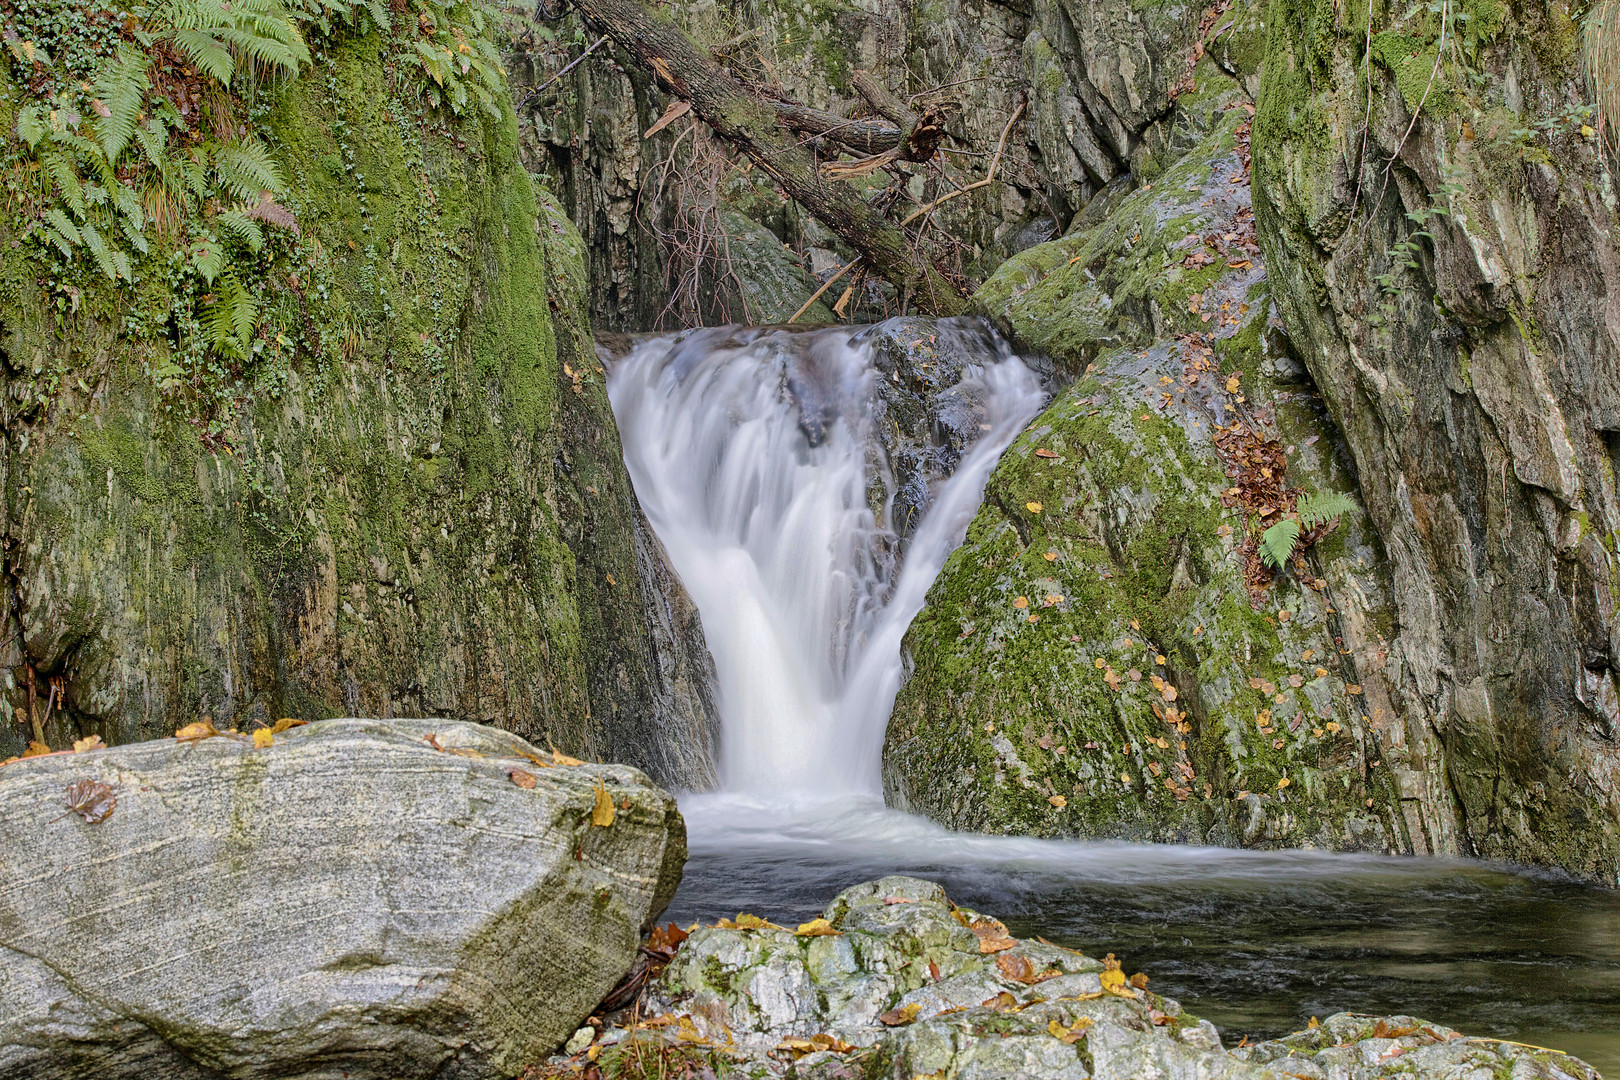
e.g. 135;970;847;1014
174;721;221;742
795;918;842;937
878;1002;921;1026
509;768;537;789
252;729;274;749
270;718;306;735
60;778;116;824
1049;1017;1095;1044
72;735;104;753
968;917;1017;953
716;913;785;931
775;1033;855;1059
1100;954;1138;997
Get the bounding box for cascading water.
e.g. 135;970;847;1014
607;320;1620;1068
608;319;1044;799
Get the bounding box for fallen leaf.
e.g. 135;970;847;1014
423;733;445;751
795;918;843;937
1288;674;1304;688
270;717;307;735
879;1002;921;1026
647;922;690;952
1013;596;1030;610
1026;501;1043;514
252;729;274;749
1162;684;1178;702
883;896;920;905
72;735;104;753
62;778;116;824
929;959;941;980
1315;667;1329;679
592;778;616;826
1035;448;1059;459
982;990;1019;1011
174;721;220;742
22;741;52;758
1226;375;1241;394
718;913;785;930
969;917;1018;953
997;953;1037;983
1277;776;1292;789
1044;551;1058;562
510;768;537;789
1050;1016;1095;1044
1100;954;1136;996
1049;794;1068;808
552;744;586;766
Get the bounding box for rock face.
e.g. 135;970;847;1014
0;718;686;1079
541;876;1599;1080
0;30;719;790
1254;0;1620;877
887;32;1432;852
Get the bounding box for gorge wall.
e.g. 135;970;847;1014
0;12;717;789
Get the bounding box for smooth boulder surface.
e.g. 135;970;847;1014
0;718;686;1079
545;876;1600;1080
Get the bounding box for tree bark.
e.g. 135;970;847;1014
566;0;968;317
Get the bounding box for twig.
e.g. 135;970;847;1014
899;101;1026;227
1374;0;1448;209
520;35;610;108
788;259;859;323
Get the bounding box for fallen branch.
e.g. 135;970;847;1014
899;100;1026;228
788;259;860;324
566;0;968;315
520;35;610;108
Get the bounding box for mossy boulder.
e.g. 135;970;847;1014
885;61;1429;851
0;30;715;787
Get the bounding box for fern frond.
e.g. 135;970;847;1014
43;207;82;247
1259;518;1302;571
204;271;260;359
17;105;48;149
42;153;87;217
242;190;299;233
91;44;151;162
214;139;284;200
168;27;237;84
79;220;130;282
216;208;265;253
1296;491;1358;529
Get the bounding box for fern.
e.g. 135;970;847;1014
1296;491;1358;529
1259;518;1302;571
1258;491;1357;570
157;0;309;86
204;271;260;359
90;45;151;162
216;209;266;253
215;139;285;201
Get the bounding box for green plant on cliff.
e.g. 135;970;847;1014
1259;491;1358;570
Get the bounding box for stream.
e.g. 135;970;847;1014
608;320;1620;1076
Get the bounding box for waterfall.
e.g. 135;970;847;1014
608;319;1043;800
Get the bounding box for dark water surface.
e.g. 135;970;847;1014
667;794;1620;1077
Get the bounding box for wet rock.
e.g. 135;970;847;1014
0;718;686;1079
538;878;1599;1080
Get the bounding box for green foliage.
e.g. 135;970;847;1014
1260;492;1358;569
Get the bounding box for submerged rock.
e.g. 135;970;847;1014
536;876;1599;1080
0;718;686;1079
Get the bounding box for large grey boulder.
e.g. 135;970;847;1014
0;718;686;1079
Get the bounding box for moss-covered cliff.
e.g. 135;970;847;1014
0;6;717;787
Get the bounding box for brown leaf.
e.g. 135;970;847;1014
423;733;445;751
63;778;116;824
647;922;690;954
996;953;1037;983
270;717;307;735
1049;1016;1094;1044
1035;448;1059;459
878;1002;921;1026
510;768;537;789
174;721;220;742
928;959;941;980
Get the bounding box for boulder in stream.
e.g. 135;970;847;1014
0;717;686;1079
534;876;1601;1080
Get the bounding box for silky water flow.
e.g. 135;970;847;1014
606;318;1620;1065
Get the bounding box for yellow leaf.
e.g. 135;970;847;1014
1094;657;1107;669
1013;596;1029;609
252;729;274;749
1101;953;1139;997
1226;375;1240;394
878;1002;922;1026
1026;501;1043;513
1049;795;1067;808
22;741;52;758
174;721;220;742
72;735;105;753
1050;1016;1094;1044
1043;551;1058;562
718;912;785;931
795;918;843;937
551;743;586;766
1277;776;1291;789
270;717;307;735
592;778;616;827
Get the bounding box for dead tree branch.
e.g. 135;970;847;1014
566;0;969;316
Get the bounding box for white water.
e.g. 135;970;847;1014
608;321;1044;799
